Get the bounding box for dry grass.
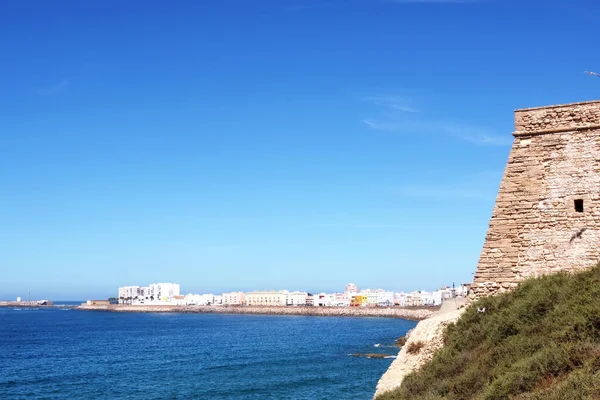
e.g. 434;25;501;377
405;340;425;355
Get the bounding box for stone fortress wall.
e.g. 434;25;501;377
472;100;600;298
374;101;600;399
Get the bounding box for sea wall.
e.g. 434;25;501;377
0;301;54;307
77;304;434;320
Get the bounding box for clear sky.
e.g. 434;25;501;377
1;0;600;301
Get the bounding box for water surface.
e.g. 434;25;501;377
0;308;415;399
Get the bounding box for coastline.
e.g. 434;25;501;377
77;304;435;321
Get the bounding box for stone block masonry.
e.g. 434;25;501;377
472;100;600;298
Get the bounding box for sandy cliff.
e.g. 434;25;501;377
374;299;466;398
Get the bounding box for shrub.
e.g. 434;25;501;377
406;340;425;355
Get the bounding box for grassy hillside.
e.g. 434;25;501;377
377;265;600;400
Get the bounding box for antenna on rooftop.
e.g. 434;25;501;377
585;71;600;78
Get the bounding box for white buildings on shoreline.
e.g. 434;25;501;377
243;290;309;306
117;282;469;307
184;293;215;305
118;283;180;305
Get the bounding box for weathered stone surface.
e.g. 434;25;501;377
472;100;600;298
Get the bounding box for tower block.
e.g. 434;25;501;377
472;100;600;298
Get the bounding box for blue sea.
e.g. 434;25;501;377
0;307;415;399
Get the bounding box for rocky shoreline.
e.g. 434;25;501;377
373;298;467;398
77;304;435;321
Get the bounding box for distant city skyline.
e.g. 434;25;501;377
2;0;600;301
112;280;458;307
7;278;466;302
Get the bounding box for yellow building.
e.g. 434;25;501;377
350;295;368;307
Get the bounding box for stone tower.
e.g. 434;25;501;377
472;100;600;298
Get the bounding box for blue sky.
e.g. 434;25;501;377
1;0;599;300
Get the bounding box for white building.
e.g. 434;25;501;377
376;291;394;307
359;289;391;307
405;292;424;307
440;283;469;299
149;283;180;302
313;293;336;306
185;293;214;305
394;292;407;307
334;293;350;306
213;295;223;305
421;290;443;306
119;283;181;305
139;286;150;299
392;290;442;307
365;291;379;307
118;286;142;304
313;293;324;306
394;291;422;307
440;284;469;298
457;284;470;297
222;292;246;305
285;291;307;306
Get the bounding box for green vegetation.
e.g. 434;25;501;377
377;265;600;400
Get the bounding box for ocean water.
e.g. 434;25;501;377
0;308;416;400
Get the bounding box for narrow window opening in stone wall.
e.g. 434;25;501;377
574;199;584;213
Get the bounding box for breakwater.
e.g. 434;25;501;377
77;304;435;321
0;301;55;307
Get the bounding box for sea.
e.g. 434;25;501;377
0;304;416;400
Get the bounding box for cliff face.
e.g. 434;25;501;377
374;303;465;398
